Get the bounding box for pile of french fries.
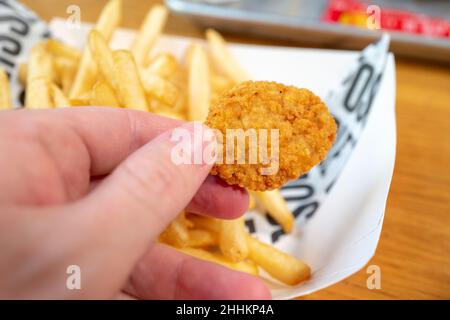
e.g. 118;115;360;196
0;0;310;286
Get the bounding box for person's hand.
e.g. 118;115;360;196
0;107;271;299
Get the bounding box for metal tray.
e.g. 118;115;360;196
166;0;450;63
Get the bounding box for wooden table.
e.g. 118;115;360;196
22;0;450;300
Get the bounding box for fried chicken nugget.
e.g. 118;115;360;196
205;81;337;191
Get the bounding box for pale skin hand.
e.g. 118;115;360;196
0;107;271;300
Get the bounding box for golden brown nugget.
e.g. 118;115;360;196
205;81;337;191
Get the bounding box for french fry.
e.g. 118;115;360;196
150;104;185;120
248;192;256;210
54;57;77;95
89;81;120;107
247;235;310;285
18;63;27;85
169;68;187;97
25;43;53;109
187;44;210;121
113;50;148;111
182;43;195;66
253;190;295;233
69;91;91;106
26;77;53;109
51;84;71;107
21;60;59;86
173;93;187;114
0;68;12;110
131;4;168;66
187;229;218;248
188;215;221;233
69;0;122;98
205;29;249;84
159;212;191;248
89;30;116;90
219;217;249;262
210;72;233;95
141;72;179;106
175;247;259;276
145;53;178;79
47;39;81;61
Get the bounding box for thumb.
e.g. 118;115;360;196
73;121;216;295
86;121;216;237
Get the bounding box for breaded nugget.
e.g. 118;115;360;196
205;81;336;191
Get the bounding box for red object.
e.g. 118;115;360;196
322;0;450;39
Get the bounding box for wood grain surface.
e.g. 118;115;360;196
21;0;450;300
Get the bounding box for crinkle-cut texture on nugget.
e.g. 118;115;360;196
205;81;337;191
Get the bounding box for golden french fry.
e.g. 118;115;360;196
151;105;185;120
187;229;218;248
26;77;53;109
248;192;256;210
159;213;191;248
210;72;233;95
54;57;77;95
188;215;221;233
0;68;12;110
70;99;89;106
47;39;81;61
247;235;310;285
69;91;91;106
89;81;120;107
25;43;53;109
27;43;53;79
205;29;249;84
173;93;187;115
51;84;71;107
69;0;122;98
141;72;179;106
253;190;294;233
113;50;148;111
89;30;116;89
182;43;195;67
175;247;259;276
131;4;168;66
187;44;210;121
145;53;178;79
18;63;27;85
19;62;59;87
168;68;187;101
219;217;249;262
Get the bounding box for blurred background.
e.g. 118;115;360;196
19;0;450;299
